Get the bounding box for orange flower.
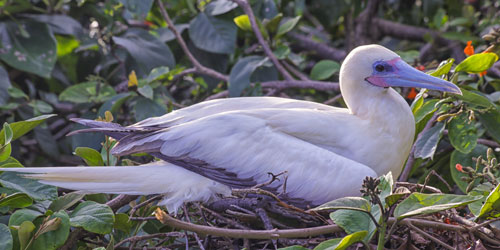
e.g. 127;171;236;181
479;71;487;77
455;163;464;172
406;87;417;99
464;41;474;56
416;65;425;71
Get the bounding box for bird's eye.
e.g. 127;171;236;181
375;64;385;72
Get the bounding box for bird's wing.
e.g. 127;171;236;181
131;96;339;128
111;109;376;206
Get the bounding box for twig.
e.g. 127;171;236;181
477;138;500;148
396;182;442;193
399;113;439;182
288;32;346;61
157;0;229;82
232;0;293;81
155;208;343;239
183;205;206;250
404;221;455;250
472;217;500;230
114;232;184;248
420;170;452;192
129;195;162;217
323;93;343;105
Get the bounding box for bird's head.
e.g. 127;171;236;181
340;45;462;98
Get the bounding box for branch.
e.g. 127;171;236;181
404;221;455;250
206;80;339;100
373;18;466;62
288;32;346;61
115;232;184;248
232;0;293;81
155;208;343;239
157;0;229;82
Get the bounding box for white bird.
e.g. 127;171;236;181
0;45;461;212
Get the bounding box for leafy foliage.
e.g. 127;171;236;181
0;0;499;249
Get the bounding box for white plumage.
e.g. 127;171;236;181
0;45;461;212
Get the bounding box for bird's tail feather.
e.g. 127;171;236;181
0;163;231;212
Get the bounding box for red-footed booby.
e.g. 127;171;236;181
0;45;461;212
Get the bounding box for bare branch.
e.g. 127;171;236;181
232;0;294;81
157;0;229;82
288;32;347;61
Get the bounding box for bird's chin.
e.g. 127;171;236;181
365;76;390;88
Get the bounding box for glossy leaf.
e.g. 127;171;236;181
48;192;85;212
113;28;175;77
310;60;340;80
314;231;368;250
189;13;237;54
113;213;133;233
74;147;104;166
0;21;57;78
229;56;269;97
477;108;500;142
59;81;116;104
455;53;498;73
31;211;70;250
454;89;494;108
70;201;115;234
21;14;83;36
477;183;500;218
0;172;58;201
133;97;167;122
205;0;238;16
413;99;438;123
234;15;252;31
0;114;56;145
329;209;376;243
394;193;482;219
9;209;43;227
119;0;154;20
413;122;445;159
448;112;478;154
18;221;35;250
0;192;32;208
0;224;13;250
313;197;371;212
429;58;454;77
276;16;301;37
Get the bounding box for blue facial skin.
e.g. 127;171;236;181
366;58;462;95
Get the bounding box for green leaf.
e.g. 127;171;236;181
119;0;154;20
454;89;494;108
313;197;371;212
477;108;500;142
0;172;58;201
9;209;43;227
234;15;252;31
455;53;498;73
314;231;368;250
394;193;482;219
59;81;116;104
31;211;70;250
276;16;301;37
450;145;488;193
48;192;85;212
18;221;35;250
278;246;309;250
414;122;445;159
29;100;53;114
70;201;115;234
113;28;175;77
310;60;340;80
0;66;12;105
0;224;13;250
0;192;32;208
0;21;57;78
413;99;438;123
229;56;270;97
477;183;500;218
146;66;169;83
113;213;132;233
204;0;237;16
97;93;134;118
329;210;376;243
0;114;55;145
0;143;11;162
189;12;237;54
21;14;83;36
265;13;283;34
7;87;28;100
448;112;478;154
134;97;167;122
74;147;104;166
138;85;154;99
429;58;454;77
